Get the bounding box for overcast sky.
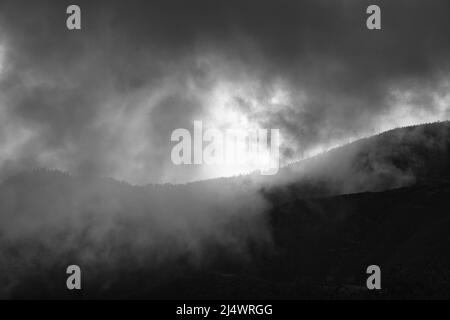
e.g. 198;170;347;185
0;0;449;184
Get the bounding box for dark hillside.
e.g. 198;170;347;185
1;122;450;299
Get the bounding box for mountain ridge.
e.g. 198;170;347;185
1;120;450;299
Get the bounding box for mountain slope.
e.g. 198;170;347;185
1;121;450;299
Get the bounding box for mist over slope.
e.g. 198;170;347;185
261;121;450;197
1;121;450;298
0;170;272;298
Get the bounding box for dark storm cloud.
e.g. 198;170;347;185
0;0;449;183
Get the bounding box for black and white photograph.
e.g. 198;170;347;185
0;0;449;305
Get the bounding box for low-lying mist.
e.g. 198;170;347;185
0;121;449;298
0;170;272;298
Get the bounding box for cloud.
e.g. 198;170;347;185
0;0;449;183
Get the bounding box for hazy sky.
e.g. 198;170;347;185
0;0;449;184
